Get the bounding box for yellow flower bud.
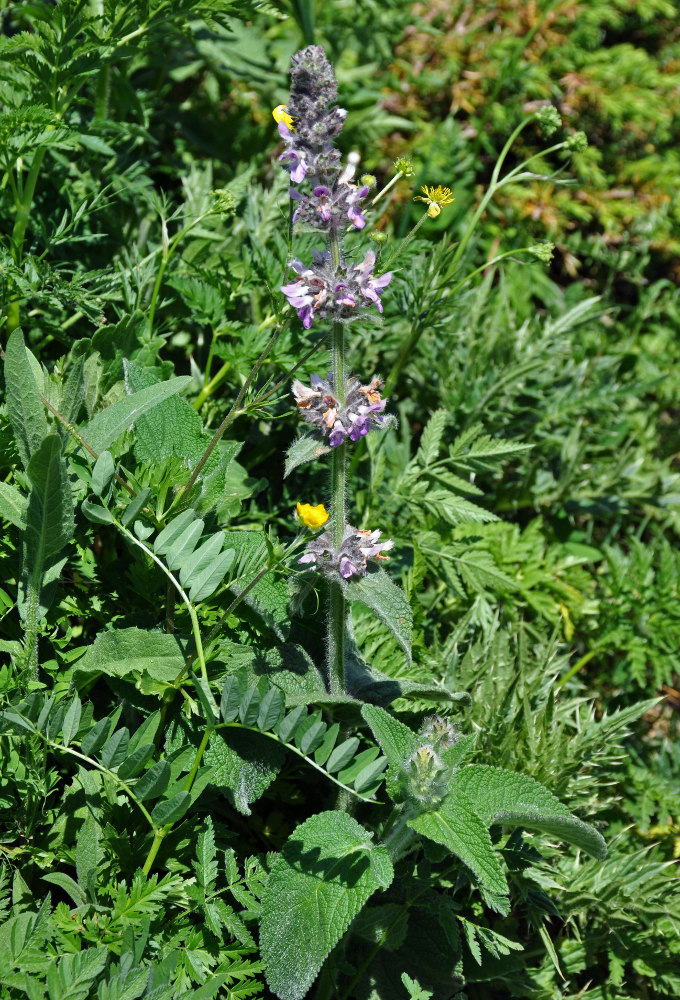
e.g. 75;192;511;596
296;502;329;529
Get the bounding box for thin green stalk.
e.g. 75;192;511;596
117;521;208;681
192;360;231;410
205;562;272;646
42;738;156;829
172;324;284;510
142;708;214;876
7;147;47;331
379;207;430;274
147;213;209;334
556;647;601;690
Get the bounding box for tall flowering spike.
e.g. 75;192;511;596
276;45;369;233
292;374;387;447
299;523;394;581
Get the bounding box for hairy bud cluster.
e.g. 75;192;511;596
419;715;459;752
292;373;387;446
299;523;393;580
404;746;449;805
276;45;369;232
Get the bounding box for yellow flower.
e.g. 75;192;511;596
413;184;455;219
272;104;295;131
296;502;329;529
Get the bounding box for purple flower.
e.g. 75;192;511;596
290;181;370;232
340;556;359;579
292;374;389;447
300;522;394;581
346;185;369;229
281;250;391;329
355;249;392;313
278;127;308;183
329;421;347;447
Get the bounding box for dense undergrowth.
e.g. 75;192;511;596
0;2;679;999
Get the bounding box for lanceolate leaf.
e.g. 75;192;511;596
346;568;412;665
284;434;330;477
82;376;192;454
362;704;419;771
0;481;27;528
18;434;74;652
408;791;509;896
260;811;394;1000
449;765;607;859
3;328;48;471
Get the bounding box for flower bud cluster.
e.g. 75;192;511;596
281;249;391;329
292;373;387;447
299;523;393;581
419;714;459;752
535;105;561;137
565;130;588;153
404;746;449;805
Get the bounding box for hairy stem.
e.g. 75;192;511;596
327;222;347;696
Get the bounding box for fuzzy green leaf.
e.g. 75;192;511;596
361;704;419;771
74;627;185;687
19;434;74;635
125;360;211;464
83;376;192;454
284;434;330;477
449;765;607;859
0;481;27;528
203;728;285;815
408;790;508;895
260;811;394;1000
4;329;48;471
345;568;412;664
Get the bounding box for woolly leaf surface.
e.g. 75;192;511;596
450;765;607;859
408;791;508;895
260;811;393;1000
346;568;412;665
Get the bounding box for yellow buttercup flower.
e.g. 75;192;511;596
296;502;329;529
272;104;295;131
413;184;455;219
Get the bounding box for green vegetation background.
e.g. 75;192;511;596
1;0;679;998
